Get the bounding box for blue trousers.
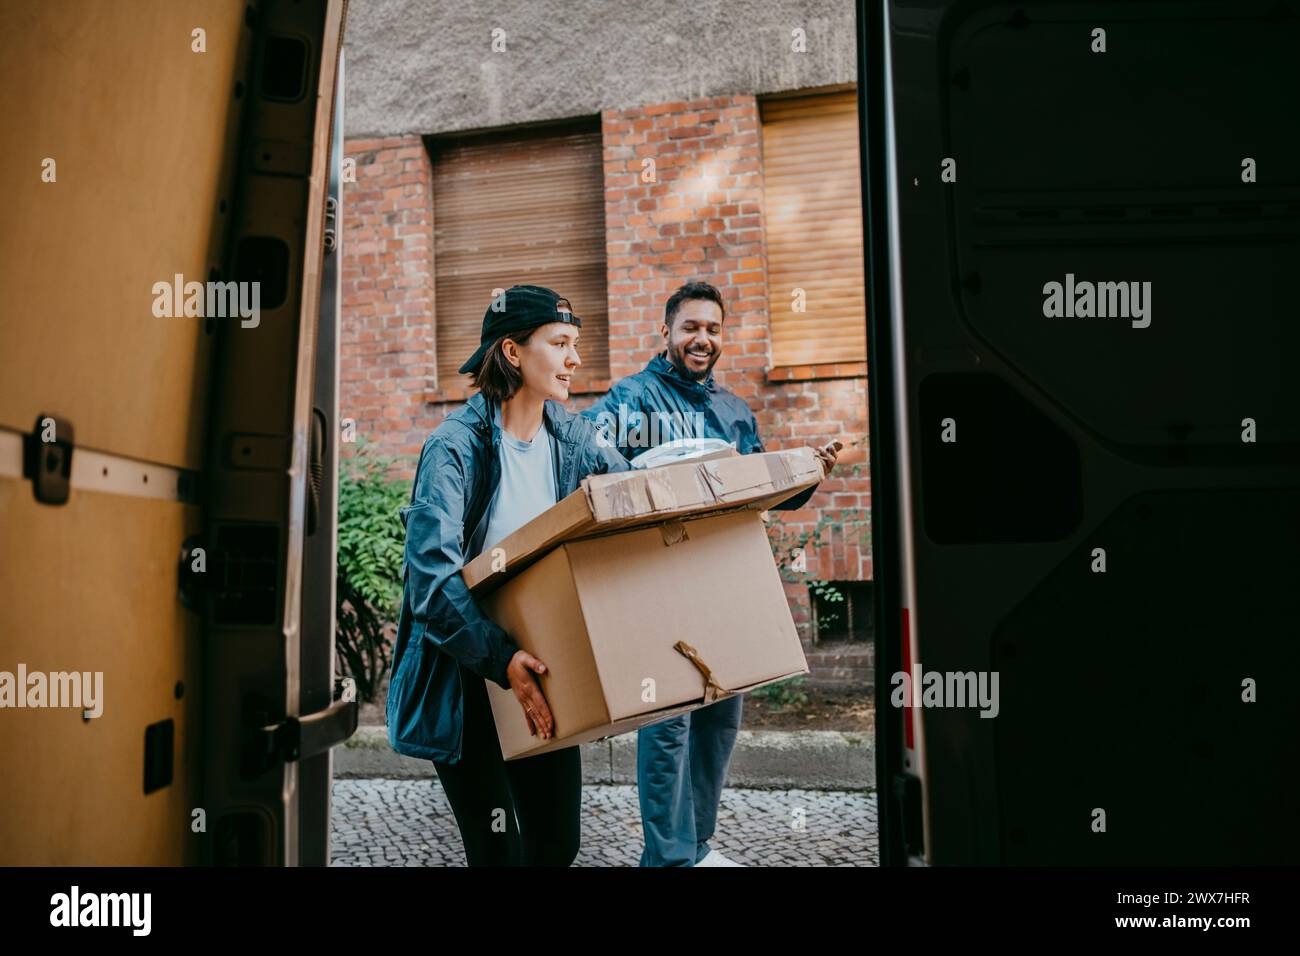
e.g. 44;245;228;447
637;694;744;867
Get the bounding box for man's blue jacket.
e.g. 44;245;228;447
581;351;819;512
387;391;629;762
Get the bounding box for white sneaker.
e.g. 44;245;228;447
695;849;745;867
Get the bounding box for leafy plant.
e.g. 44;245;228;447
809;578;846;628
749;675;810;711
336;443;410;702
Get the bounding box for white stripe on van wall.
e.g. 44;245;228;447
0;425;196;503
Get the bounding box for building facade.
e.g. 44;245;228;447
339;1;872;687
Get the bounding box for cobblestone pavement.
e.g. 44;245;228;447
331;778;878;866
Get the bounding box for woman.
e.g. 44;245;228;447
386;285;629;867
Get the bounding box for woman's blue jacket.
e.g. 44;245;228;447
386;392;630;762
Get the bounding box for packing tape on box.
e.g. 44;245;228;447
596;448;812;519
692;461;718;504
697;450;804;504
659;519;689;547
644;468;678;511
600;472;653;518
673;639;725;704
696;460;726;502
764;451;795;489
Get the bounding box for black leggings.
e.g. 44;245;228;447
432;667;582;866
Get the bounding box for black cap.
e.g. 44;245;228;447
458;285;583;375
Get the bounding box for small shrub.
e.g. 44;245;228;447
336;444;409;702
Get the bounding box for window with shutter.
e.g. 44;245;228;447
429;121;609;388
761;90;868;369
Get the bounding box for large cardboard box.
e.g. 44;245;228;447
461;446;822;759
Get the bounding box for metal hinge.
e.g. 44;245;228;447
323;195;338;255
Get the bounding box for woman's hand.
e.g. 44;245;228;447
507;650;554;740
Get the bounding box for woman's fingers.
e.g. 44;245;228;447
515;683;538;736
516;686;550;738
509;651;555;738
524;656;552;737
528;684;554;738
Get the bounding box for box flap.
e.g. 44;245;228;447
463;446;823;594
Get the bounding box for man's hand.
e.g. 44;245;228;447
815;440;842;478
507;650;554;740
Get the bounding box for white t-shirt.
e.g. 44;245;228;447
479;407;558;555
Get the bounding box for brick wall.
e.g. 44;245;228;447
601;96;768;380
340;97;873;686
600;95;871;673
340;134;437;466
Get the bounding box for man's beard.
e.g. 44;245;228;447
668;341;718;381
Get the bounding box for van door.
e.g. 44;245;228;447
863;0;1300;865
0;0;353;865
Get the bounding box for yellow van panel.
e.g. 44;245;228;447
0;477;203;865
0;0;248;470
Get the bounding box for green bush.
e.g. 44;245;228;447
748;675;810;711
336;444;410;702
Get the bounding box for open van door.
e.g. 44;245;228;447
0;0;354;865
863;0;1300;866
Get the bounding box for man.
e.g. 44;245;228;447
581;280;839;866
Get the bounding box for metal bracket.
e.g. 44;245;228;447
22;413;74;505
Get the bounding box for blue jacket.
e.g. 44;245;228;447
581;352;819;511
387;392;630;762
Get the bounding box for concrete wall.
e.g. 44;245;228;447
343;0;858;137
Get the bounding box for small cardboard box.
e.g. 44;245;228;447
461;446;822;759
